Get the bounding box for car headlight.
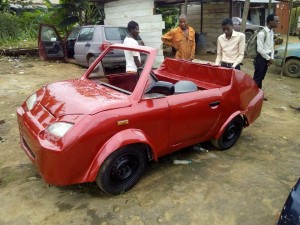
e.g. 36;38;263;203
47;122;73;138
26;93;37;111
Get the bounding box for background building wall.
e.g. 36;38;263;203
104;0;165;67
202;2;230;51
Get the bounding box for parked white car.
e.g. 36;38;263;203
38;24;144;68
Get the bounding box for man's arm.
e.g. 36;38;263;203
215;36;222;65
189;29;196;60
161;30;174;48
257;30;270;60
232;33;245;68
133;56;141;68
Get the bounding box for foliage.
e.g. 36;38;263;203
0;0;9;12
0;0;104;49
156;7;180;34
44;0;104;30
0;9;51;48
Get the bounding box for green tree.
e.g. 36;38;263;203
156;7;180;34
44;0;104;28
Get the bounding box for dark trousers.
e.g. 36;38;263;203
253;54;268;89
220;61;241;70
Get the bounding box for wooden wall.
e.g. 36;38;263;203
202;2;230;50
180;4;202;33
181;2;230;52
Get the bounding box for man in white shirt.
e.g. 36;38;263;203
215;18;245;70
253;14;279;94
123;21;142;73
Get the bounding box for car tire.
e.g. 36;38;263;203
96;145;147;195
245;30;254;41
88;56;96;67
284;59;300;78
211;116;244;150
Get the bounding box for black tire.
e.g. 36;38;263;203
245;30;254;41
284;59;300;78
96;145;146;195
88;56;96;67
211;116;244;150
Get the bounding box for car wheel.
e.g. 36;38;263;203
245;30;254;41
284;59;300;78
96;145;146;195
211;116;244;150
88;56;96;67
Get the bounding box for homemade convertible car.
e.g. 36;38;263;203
17;44;263;195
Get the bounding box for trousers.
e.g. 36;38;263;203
220;61;241;70
253;54;268;89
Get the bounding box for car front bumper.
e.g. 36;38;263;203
16;104;89;186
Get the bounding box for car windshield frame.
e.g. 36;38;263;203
82;44;156;100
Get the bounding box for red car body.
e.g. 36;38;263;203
17;44;263;194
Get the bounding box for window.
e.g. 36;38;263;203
105;27;128;40
77;27;94;42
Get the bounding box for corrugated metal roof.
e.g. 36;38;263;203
234;0;280;3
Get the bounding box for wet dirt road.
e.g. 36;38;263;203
0;54;299;225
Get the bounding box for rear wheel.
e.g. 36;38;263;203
284;59;300;78
88;56;96;67
96;145;146;195
245;30;254;41
211;116;244;150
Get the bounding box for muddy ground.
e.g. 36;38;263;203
0;42;299;225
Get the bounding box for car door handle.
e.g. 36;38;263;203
209;101;220;107
85;43;91;47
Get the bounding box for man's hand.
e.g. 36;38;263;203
267;59;274;67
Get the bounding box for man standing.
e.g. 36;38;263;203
253;14;279;93
215;18;245;70
161;14;195;61
123;21;142;73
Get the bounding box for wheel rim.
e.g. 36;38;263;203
110;154;139;186
288;64;299;74
223;123;238;143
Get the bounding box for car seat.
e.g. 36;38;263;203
174;80;198;94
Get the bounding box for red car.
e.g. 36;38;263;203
17;44;263;195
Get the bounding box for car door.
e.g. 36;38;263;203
74;26;94;66
38;24;65;60
167;89;222;147
65;26;81;58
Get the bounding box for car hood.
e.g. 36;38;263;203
40;79;131;117
276;43;300;51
